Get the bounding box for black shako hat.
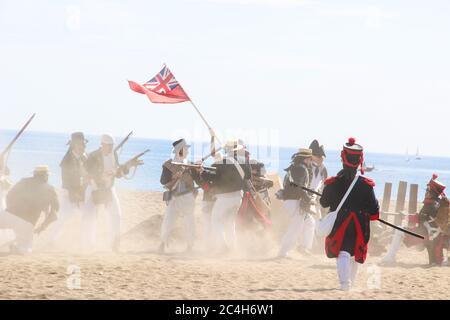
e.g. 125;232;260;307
341;137;364;173
428;174;446;196
309;139;326;158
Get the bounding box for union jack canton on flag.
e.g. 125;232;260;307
128;65;190;104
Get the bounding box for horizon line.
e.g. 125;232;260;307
0;127;445;159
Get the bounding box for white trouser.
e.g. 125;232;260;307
279;200;315;256
201;200;215;249
210;191;242;251
0;188;6;211
81;187;122;249
298;206;316;250
48;190;86;243
336;251;358;291
382;229;405;263
160;192;196;247
0;210;34;254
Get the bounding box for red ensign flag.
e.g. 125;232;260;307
128;65;190;104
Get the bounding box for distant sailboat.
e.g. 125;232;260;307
363;161;375;172
415;147;421;160
405;148;410;162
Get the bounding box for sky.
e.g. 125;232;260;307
1;0;450;156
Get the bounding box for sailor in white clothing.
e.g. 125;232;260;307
298;140;328;253
83;134;142;252
159;139;200;253
200;140;251;254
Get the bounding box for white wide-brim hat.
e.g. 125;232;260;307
223;139;245;153
101;134;115;145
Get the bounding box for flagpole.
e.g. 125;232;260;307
188;99;222;145
165;63;222;154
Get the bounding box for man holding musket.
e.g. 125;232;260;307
0;165;59;254
159;139;200;254
276;148;313;258
83;134;143;252
300;139;328;253
200;139;252;254
48;132;89;247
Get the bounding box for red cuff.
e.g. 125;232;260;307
369;211;380;221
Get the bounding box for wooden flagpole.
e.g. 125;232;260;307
164;63;222;148
188;99;222;145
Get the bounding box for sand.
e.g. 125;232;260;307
0;189;448;300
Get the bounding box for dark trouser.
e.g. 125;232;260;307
425;234;445;265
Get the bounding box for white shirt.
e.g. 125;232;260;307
310;163;327;192
102;153;118;188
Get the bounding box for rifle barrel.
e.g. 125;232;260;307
114;131;133;153
1;113;36;157
171;162;216;171
127;149;149;160
201;146;223;162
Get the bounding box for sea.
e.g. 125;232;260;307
1;129;449;200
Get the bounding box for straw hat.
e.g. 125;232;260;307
33;165;50;175
223;139;244;153
291;148;313;159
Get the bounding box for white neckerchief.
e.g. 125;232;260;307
310;163;326;191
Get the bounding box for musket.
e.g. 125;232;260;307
125;149;150;165
200;146;223;162
171;161;216;172
114;131;133;153
1;113;36;159
292;183;425;240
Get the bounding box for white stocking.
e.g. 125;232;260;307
382;229;404;263
337;251;352;290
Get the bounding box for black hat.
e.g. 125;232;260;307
67;132;88;145
309;139;326;158
172;139;191;154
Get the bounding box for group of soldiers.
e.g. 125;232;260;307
0;126;449;291
0;132;142;254
158;136;382;290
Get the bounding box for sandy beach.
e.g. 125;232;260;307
0;189;448;300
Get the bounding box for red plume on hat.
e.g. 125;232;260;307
428;173;446;196
341;137;365;174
